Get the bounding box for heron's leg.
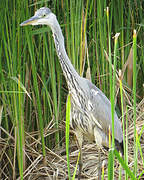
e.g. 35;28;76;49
98;147;102;180
94;127;103;180
79;146;83;180
75;130;83;180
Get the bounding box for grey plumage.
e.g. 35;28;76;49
20;7;123;179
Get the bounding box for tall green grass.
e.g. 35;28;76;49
133;30;138;176
0;0;144;179
66;94;71;179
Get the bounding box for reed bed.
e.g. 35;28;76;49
0;0;144;179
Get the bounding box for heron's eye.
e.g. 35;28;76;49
43;14;46;17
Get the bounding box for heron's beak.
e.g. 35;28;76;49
20;16;39;26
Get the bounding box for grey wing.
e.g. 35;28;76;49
87;80;123;143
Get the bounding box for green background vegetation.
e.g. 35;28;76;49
0;0;144;179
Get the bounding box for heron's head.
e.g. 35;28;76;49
20;7;56;27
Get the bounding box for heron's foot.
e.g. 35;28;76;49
78;160;83;180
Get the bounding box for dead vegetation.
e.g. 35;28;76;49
0;98;144;180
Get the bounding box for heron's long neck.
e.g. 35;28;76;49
50;20;80;91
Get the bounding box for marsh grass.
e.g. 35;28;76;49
0;0;144;179
66;94;71;179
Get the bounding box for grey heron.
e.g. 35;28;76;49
20;7;123;179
